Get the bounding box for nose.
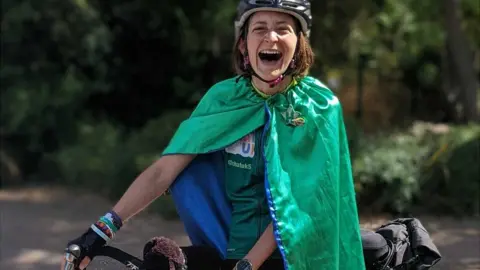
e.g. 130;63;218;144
264;30;279;43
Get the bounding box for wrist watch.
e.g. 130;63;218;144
234;259;253;270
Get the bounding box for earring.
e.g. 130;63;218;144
290;58;296;69
243;55;250;70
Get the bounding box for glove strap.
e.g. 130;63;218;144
91;224;111;242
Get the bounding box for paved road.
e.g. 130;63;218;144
1;186;479;269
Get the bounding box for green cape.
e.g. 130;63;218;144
163;75;365;270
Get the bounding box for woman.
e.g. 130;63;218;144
61;1;365;269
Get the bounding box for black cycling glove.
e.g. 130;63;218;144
65;210;123;266
66;227;106;263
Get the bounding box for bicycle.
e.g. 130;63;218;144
63;218;442;270
64;244;145;270
64;236;208;270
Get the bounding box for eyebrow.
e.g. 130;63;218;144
251;20;290;26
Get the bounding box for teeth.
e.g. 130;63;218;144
260;50;281;54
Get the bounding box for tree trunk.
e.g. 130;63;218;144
443;0;479;122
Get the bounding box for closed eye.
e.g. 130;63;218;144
277;27;291;34
252;27;267;33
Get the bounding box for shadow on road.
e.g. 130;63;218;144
0;187;189;270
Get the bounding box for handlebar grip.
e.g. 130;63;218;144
64;244;82;270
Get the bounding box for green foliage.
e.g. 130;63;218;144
52;110;191;217
419;124;480;216
52;121;133;195
461;0;480;50
1;0;111;177
353;128;435;213
125;110;193;170
346;0;445;77
1;0;479;218
353;123;480;216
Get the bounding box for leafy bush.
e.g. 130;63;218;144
353;128;436;214
419;124;480;216
1;0;112;185
52;121;135;196
51;110;192;218
353;122;480;216
125;110;192;171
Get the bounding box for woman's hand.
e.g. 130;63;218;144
243;223;277;270
60;227;105;270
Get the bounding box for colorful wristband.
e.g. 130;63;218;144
105;210;123;229
91;224;111;242
92;210;123;241
94;220;115;239
99;216;118;233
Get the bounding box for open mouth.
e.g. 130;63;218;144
258;49;283;63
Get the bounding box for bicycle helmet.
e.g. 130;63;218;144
234;0;312;39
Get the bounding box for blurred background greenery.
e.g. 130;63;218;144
1;0;479;219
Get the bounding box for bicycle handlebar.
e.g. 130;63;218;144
64;244;81;270
95;245;144;269
63;244;144;270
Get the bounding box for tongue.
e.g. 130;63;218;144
261;59;280;67
260;56;281;66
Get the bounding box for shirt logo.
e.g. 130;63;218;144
227;160;252;170
225;132;255;157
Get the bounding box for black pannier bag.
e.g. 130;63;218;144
361;217;442;270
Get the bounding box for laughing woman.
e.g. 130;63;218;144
61;1;366;270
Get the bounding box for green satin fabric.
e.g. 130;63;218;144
264;77;365;269
164;76;365;270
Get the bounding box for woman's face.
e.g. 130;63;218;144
243;11;298;81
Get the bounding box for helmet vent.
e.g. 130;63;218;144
255;0;274;4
